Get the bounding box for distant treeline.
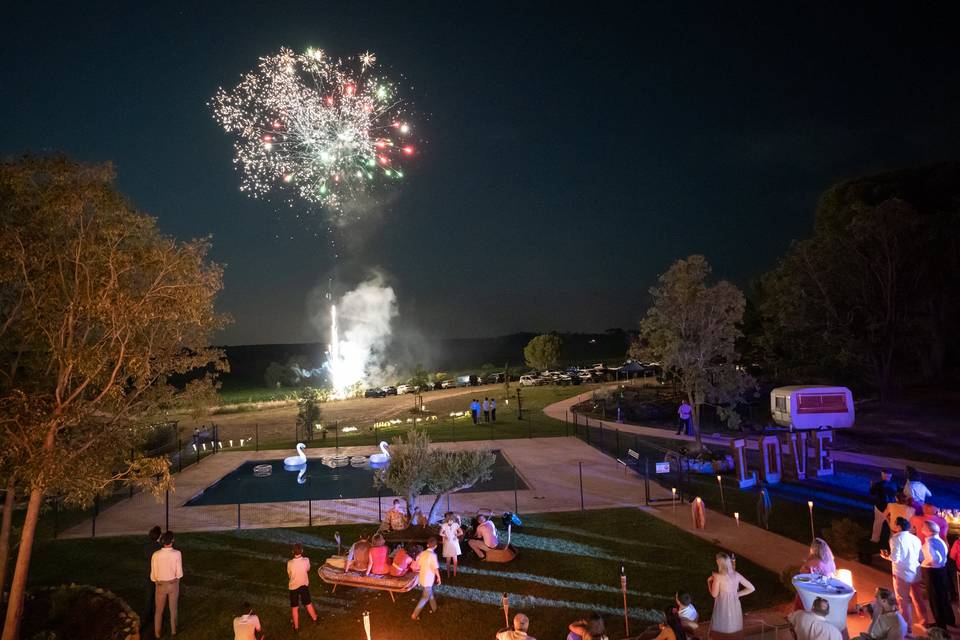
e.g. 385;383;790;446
219;330;631;388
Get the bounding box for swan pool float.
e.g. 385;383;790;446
284;443;307;470
369;441;391;467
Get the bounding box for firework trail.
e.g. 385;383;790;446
211;47;415;211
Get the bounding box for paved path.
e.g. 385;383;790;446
543;390;960;479
544;392;959;638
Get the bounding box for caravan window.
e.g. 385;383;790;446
774;396;787;412
797;393;847;414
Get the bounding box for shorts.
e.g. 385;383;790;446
289;585;312;607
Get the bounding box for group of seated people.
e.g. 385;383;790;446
379;499;503;557
495;609;613;640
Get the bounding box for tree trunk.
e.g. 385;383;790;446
0;482;14;603
428;494;444;524
2;487;43;640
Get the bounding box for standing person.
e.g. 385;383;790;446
802;538;837;578
287;543;319;631
439;512;463;577
497;612;537;640
143;525;162;636
150;530;183;639
233;602;263;640
919;521;954;631
881;517;927;632
491;397;497;422
883;494;916;532
470;399;480;425
902;467;932;508
483;397;491;422
467;513;500;560
869;470;898;544
411;537;441;620
909;503;948;545
707;551;755;638
676;400;693;435
756;485;772;530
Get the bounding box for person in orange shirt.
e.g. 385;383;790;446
367;534;390;575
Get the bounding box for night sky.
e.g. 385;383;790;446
3;3;958;346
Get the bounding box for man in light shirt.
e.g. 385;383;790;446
788;597;841;640
676;401;692;435
233;602;263;640
856;588;906;640
482;397;490;422
287;543;319;630
411;537;441;620
881;517;927;631
150;530;183;639
467;513;500;559
920;521;954;630
497;612;536;640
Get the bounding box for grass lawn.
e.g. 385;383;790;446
25;508;790;640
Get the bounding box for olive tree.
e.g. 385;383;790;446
524;334;561;372
0;157;228;639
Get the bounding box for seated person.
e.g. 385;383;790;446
497;612;536;640
367;534;390;576
410;506;428;528
467;513;500;559
383;499;409;532
855;588;907;640
653;606;687;640
788;597;841;640
345;536;371;573
389;543;421;577
568;611;608;640
675;591;698;633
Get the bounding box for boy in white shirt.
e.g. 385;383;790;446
233;602;263;640
676;591;699;633
411;537;442;620
287;543;319;630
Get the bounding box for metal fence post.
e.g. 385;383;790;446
586;419;591;445
236;501;241;529
335;420;339;452
165;489;170;530
308;500;313;527
644;458;650;506
578;462;585;511
513;467;519;514
615;430;620;458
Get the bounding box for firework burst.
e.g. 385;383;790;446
212;47;415;210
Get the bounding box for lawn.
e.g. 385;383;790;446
25;508;790;640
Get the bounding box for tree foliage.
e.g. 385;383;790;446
0;156;228;639
374;429;494;522
756;164;960;396
295;387;321;440
633;255;753;447
524;334;562;371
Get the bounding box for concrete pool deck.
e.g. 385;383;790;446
63;437;646;538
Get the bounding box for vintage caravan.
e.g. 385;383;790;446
770;386;854;430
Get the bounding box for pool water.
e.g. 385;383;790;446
185;450;527;506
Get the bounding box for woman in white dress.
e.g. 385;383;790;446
707;552;755;638
439;512;463;577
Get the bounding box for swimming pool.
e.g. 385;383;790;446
185;450;528;506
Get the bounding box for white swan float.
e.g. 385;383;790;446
284;442;307;470
369;441;391;467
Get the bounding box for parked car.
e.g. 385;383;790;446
519;375;541;387
364;388;386;398
433;380;445;390
396;384;413;395
441;379;458;389
485;372;505;384
381;386;397;395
